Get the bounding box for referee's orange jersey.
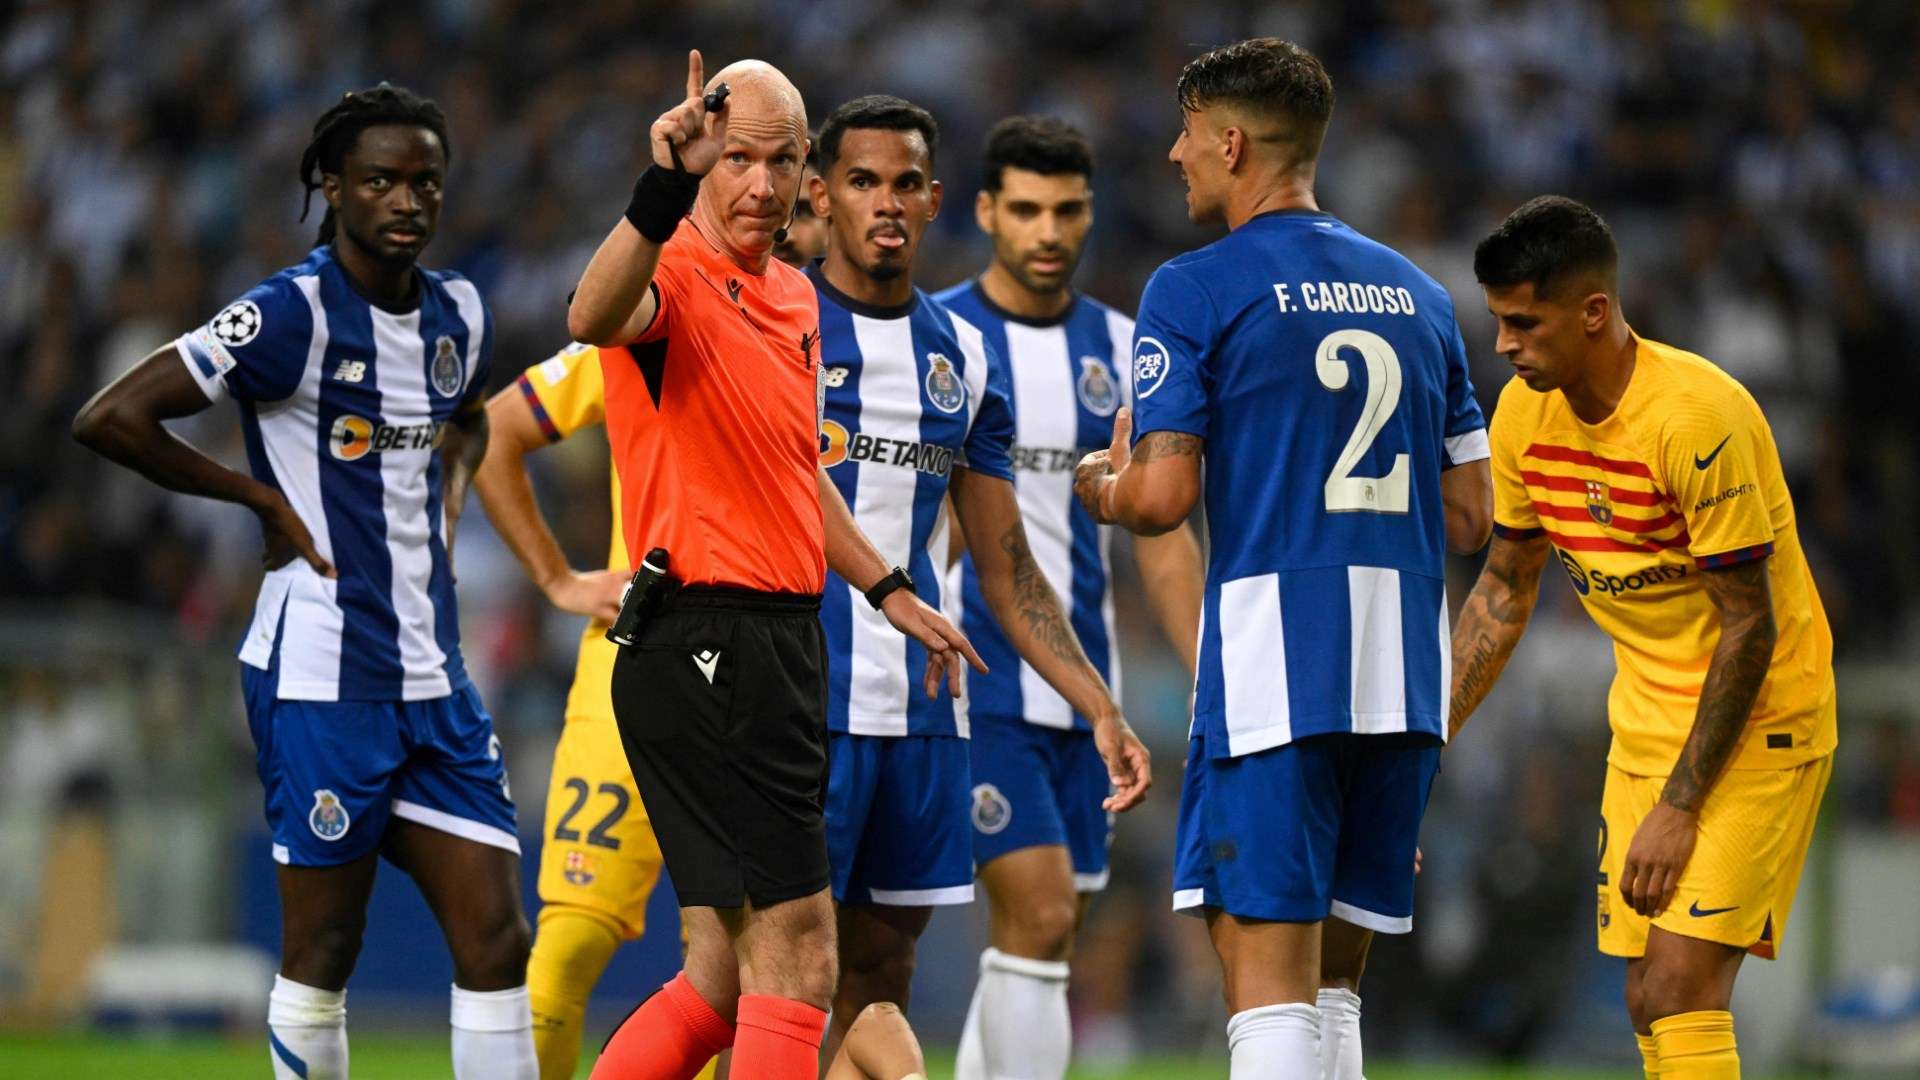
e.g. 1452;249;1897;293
602;218;826;593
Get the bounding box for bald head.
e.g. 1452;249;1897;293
708;59;808;143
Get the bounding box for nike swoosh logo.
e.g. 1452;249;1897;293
1688;901;1738;917
692;649;720;685
1694;435;1731;470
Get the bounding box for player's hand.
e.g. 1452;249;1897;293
1620;801;1698;917
255;489;335;578
544;568;628;623
1092;708;1151;812
650;49;727;176
1074;406;1131;525
878;590;988;698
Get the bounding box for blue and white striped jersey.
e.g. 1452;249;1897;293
176;246;492;703
810;266;1015;738
932;281;1132;731
1130;210;1488;758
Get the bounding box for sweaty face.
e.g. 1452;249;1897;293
979;167;1092;296
329;124;446;265
815;127;940;283
1483;281;1596;391
1169;107;1228;226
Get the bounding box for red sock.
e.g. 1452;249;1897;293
732;994;827;1079
589;971;733;1080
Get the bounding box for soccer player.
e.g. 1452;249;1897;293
932;115;1203;1079
804;94;1152;1065
470;150;825;1080
71;84;537;1079
566;54;983;1080
1450;196;1836;1080
1076;39;1493;1077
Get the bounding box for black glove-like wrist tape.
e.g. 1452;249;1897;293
624;165;702;244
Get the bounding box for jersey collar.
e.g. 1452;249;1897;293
806;262;919;320
967;278;1079;328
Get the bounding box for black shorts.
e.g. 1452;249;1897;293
609;585;829;909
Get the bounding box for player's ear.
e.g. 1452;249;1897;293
974;189;993;235
1582;291;1611;335
322;171;343;211
1221;126;1246;174
808;172;830;219
927;178;943;220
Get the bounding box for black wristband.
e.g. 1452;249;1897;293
864;566;915;610
624;165;702;243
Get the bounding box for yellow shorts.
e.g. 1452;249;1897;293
1596;754;1830;960
536;712;665;939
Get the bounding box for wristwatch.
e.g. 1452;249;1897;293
864;566;915;609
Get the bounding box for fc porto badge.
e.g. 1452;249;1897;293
925;353;966;414
431;335;463;397
309;789;351;842
1076;355;1118;417
1585;479;1613;526
971;783;1012;835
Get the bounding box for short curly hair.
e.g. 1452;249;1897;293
1176;38;1333;161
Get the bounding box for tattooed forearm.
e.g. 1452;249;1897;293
1001;520;1087;665
1448;532;1549;737
1131;431;1203;464
1660;559;1776;812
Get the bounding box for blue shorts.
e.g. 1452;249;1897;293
968;713;1114;892
242;665;519;867
826;733;974;907
1173;731;1439;931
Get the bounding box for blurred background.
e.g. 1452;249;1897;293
3;0;1918;1075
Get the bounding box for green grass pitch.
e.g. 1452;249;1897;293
0;1031;1833;1079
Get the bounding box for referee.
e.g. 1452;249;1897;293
567;51;983;1080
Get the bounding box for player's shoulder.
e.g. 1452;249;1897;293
1327;220;1458;314
930;278;978;312
1634;336;1765;435
1490;375;1552;437
420;265;489;315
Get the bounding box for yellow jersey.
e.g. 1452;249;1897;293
515;343;635;723
1489;334;1835;774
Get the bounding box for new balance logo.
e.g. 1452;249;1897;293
334;360;367;383
692;649;720;685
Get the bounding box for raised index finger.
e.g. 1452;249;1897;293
686;49;706;102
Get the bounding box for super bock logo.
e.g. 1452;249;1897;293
431;335;463;397
924;353;966;413
1585;479;1613;526
309;789;350;841
1077;356;1118;416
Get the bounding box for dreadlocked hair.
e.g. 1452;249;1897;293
299;82;450;246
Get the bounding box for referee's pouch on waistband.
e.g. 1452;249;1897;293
607;547;675;648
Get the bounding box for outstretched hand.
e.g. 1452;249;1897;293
650;49;728;176
1074;406;1132;525
879;590;988;699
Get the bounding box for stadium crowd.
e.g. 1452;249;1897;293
4;0;1918;1065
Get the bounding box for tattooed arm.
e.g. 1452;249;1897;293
1619;558;1777;916
1447;529;1551;740
1073;407;1202;536
951;466;1151;811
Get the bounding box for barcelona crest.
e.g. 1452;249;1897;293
924;353;966;414
1585;479;1613;526
563;851;595;886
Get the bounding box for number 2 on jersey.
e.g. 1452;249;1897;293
1314;328;1409;514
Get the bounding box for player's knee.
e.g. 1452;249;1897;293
455;904;534;989
1636;959;1728;1022
844;928;918;996
1006;895;1079;961
285;913;368;988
